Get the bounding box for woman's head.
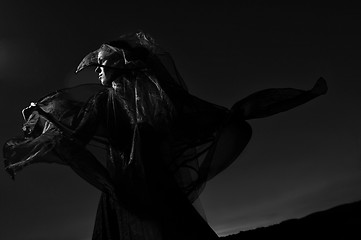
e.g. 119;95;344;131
77;43;148;86
95;50;120;86
76;32;154;75
77;31;189;89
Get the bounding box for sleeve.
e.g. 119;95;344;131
3;90;118;199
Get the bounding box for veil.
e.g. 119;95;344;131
75;31;252;202
4;31;327;205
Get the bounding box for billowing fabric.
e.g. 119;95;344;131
3;31;327;240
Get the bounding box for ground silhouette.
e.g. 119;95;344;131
222;199;361;238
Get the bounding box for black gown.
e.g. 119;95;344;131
3;31;327;240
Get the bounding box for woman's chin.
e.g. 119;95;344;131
101;80;112;87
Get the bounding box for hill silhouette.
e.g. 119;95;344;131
222;199;361;238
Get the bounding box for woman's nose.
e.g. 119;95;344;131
95;66;100;73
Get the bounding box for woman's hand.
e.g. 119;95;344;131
22;102;38;121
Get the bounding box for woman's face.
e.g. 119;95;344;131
95;51;116;86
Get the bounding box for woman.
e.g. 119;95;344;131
3;31;327;239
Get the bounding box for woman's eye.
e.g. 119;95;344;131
102;60;108;66
98;57;104;64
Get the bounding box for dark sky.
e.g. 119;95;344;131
1;2;361;239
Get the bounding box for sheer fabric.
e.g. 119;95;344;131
3;31;327;240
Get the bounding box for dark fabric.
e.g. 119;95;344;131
3;32;327;240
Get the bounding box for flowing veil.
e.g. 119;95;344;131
3;31;327;240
